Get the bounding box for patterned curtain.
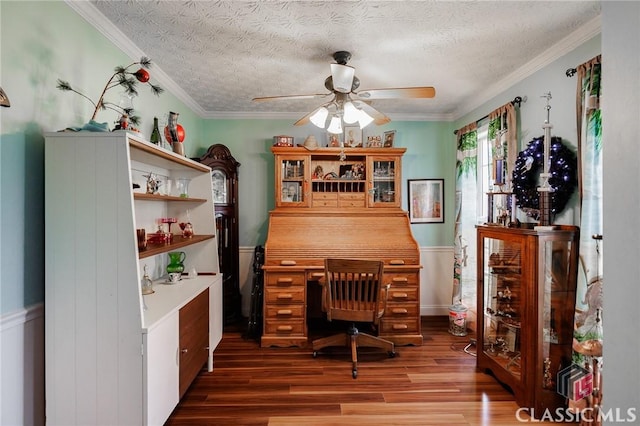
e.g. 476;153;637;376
452;123;478;329
574;55;603;354
488;102;517;191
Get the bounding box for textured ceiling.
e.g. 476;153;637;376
78;1;601;121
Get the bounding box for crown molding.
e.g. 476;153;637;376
453;15;601;121
65;0;207;117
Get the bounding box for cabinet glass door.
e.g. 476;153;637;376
540;238;576;390
482;236;523;381
369;157;400;207
276;156;308;207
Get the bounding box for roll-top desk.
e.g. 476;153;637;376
262;147;423;347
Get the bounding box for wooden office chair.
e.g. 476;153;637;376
312;258;396;378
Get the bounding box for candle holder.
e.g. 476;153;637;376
161;217;178;234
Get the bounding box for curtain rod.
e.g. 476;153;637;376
453;96;524;135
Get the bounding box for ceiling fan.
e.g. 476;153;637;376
252;51;436;133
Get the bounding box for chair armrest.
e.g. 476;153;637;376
378;283;391;319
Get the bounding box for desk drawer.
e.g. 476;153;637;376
338;193;365;207
264;287;305;304
380;317;420;334
384;303;419;319
387;287;418;302
265;304;305;319
266;272;306;287
264;319;305;335
384;272;419;287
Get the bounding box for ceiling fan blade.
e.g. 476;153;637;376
354;101;391;126
357;86;436;100
252;93;329;102
293;109;318;126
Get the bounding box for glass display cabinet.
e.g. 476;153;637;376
476;224;579;417
276;155;309;207
368;156;402;208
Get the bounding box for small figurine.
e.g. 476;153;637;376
144;173;161;194
179;222;194;238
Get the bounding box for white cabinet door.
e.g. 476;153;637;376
144;311;179;426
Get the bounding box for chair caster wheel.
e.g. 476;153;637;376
352;370;357;379
388;351;396;358
313;351;318;358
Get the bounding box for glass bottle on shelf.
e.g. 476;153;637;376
150;116;161;145
141;265;154;295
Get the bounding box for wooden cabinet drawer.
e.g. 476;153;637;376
265;272;306;286
380;317;420;334
312;199;338;207
312;193;338;207
387;287;418;302
265;304;305;319
264;319;305;335
338;193;365;207
384;273;419;286
313;193;338;200
384;303;419;319
264;286;305;304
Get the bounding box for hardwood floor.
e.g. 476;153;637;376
166;317;557;425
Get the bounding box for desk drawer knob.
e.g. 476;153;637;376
389;259;405;265
392;292;408;299
277;309;293;315
392;308;408;315
277;325;293;332
277;277;293;284
392;277;408;282
393;324;409;330
277;293;293;299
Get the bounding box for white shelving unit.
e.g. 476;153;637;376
44;131;222;425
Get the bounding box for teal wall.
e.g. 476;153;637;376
0;1;600;316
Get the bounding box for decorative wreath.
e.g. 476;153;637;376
512;135;577;219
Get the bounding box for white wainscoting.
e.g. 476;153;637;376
0;303;45;426
237;246;455;319
418;246;456;316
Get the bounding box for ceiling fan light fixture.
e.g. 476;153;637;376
330;63;355;93
327;115;343;134
357;109;375;129
309;106;329;128
342;101;360;124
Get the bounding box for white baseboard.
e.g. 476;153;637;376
0;303;45;426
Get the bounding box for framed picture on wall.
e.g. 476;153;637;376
408;178;444;223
